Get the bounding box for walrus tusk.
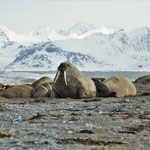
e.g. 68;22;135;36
47;83;52;90
41;85;49;92
54;70;60;83
64;71;68;86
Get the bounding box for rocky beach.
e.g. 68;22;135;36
0;82;150;150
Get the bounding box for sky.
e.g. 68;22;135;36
0;0;150;34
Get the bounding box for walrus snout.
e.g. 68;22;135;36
54;63;69;86
54;70;68;86
58;63;69;73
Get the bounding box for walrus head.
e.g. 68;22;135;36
0;83;7;91
32;82;52;98
54;62;71;86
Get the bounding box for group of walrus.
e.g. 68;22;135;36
0;62;149;99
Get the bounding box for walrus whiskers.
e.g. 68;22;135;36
41;85;48;92
64;71;68;86
54;71;60;83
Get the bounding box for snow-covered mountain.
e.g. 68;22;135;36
54;27;150;71
59;21;96;35
6;41;102;71
0;23;150;71
0;24;42;44
33;22;117;41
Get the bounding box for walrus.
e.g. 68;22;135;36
103;76;136;98
31;76;53;89
51;62;97;99
32;82;52;98
0;85;33;98
135;75;150;84
92;78;116;97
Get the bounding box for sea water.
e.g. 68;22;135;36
83;71;150;81
0;71;150;84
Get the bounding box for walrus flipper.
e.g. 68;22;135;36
77;87;94;99
92;78;114;97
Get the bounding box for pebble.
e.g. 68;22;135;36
124;99;130;103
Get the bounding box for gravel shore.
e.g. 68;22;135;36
0;83;150;150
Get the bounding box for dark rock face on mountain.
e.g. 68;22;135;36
6;41;102;70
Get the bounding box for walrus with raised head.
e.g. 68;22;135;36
0;85;33;98
51;62;97;99
31;76;53;89
32;82;52;98
103;76;136;98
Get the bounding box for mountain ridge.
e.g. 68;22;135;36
0;23;150;71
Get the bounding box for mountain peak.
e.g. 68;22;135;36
67;21;96;35
129;26;150;37
98;26;116;35
0;24;17;38
0;24;9;31
34;25;53;36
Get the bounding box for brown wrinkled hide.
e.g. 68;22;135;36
135;75;150;84
32;82;52;98
92;78;115;97
51;62;97;99
0;85;33;98
31;76;53;89
103;76;136;98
